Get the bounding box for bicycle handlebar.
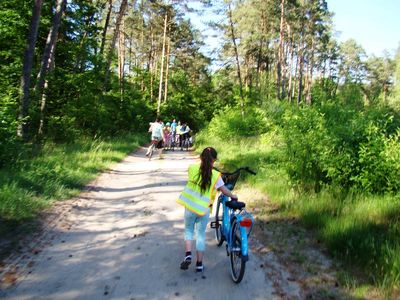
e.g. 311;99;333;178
214;166;257;176
214;166;256;190
243;167;257;176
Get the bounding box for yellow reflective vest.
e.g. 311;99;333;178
177;164;221;216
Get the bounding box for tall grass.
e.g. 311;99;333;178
196;123;400;295
0;133;147;234
297;192;400;286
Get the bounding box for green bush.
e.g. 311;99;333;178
316;102;366;189
206;106;268;140
355;127;400;193
0;93;21;167
280;101;400;194
47;115;81;142
281;105;331;192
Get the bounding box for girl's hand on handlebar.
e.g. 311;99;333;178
219;186;237;201
231;195;238;201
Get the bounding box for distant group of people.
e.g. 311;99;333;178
145;118;192;158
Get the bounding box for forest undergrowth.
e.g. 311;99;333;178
195;104;400;298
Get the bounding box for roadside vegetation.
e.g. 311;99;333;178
196;101;400;298
0;134;147;235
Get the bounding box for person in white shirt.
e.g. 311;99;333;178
146;118;165;158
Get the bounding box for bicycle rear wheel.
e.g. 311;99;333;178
230;219;246;283
214;199;224;246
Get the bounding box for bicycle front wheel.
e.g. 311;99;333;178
230;219;246;283
148;143;155;160
185;138;189;151
215;199;224;246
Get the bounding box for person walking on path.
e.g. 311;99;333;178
176;121;182;147
170;119;177;141
176;147;238;272
163;122;172;150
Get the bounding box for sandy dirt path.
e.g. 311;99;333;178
1;147;302;300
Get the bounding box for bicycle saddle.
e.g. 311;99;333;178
226;201;245;210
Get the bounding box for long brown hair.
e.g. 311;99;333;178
198;147;217;193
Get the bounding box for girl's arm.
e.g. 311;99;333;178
218;185;238;200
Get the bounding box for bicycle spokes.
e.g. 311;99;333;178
230;220;246;283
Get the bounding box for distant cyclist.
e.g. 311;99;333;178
180;122;190;150
146;118;164;158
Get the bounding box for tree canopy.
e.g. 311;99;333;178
0;0;399;166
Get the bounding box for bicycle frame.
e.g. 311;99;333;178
217;193;253;261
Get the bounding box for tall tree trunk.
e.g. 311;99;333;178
297;26;305;105
128;31;133;74
38;42;56;136
287;26;294;103
163;32;171;103
140;6;145;91
118;18;125;97
150;51;158;102
298;56;304;105
304;62;309;99
256;40;263;91
334;70;340;97
146;23;154;92
35;0;66;136
149;30;155;102
246;59;253;97
18;0;43;139
104;0;128;88
305;38;315;105
157;10;168;116
292;42;299;102
100;0;112;56
256;10;266;92
35;0;66;94
265;44;270;101
244;58;249;94
228;3;244;114
277;0;285;100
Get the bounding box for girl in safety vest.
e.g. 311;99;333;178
177;147;238;272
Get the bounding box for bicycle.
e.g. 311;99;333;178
147;138;160;160
210;166;256;283
180;132;190;151
168;132;176;151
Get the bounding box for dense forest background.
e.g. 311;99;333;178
1;0;400;294
1;0;399;157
